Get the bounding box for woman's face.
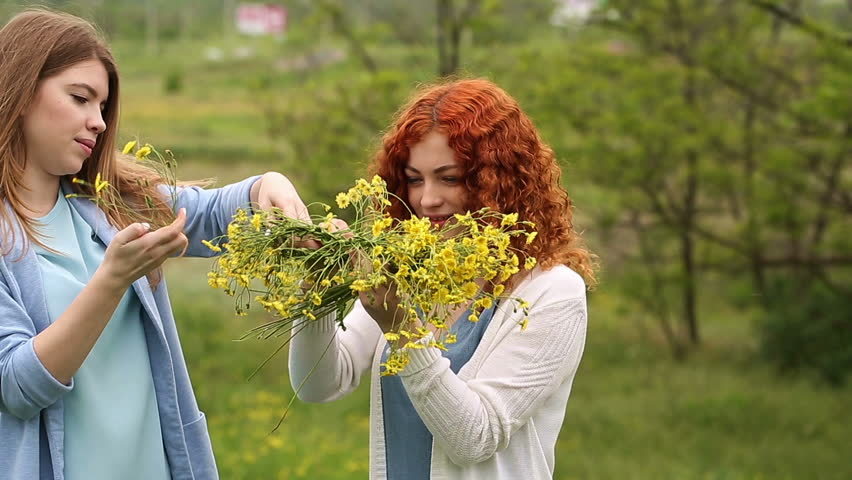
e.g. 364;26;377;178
405;130;468;228
21;58;109;179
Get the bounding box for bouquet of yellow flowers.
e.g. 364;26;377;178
206;175;537;375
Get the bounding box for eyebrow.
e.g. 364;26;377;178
69;83;107;104
405;165;460;174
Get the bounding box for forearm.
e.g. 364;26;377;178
32;270;126;385
289;303;382;402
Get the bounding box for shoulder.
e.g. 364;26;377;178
503;265;587;318
516;265;586;299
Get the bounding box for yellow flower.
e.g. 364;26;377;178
94;173;109;194
525;231;538;245
122;140;137;154
201;239;222;252
250;214;262;231
460;282;479;298
501;213;519;226
524;257;537;270
372;220;386;237
135;145;152;159
475;296;493;309
384;332;400;342
335;192;350;209
493;284;505;296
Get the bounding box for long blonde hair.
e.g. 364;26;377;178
0;9;176;257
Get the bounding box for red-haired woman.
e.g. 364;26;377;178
289;78;596;479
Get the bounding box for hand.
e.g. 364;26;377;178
297;213;350;251
359;284;405;334
96;208;189;292
250;171;310;222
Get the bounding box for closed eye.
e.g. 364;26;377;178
406;177;423;185
72;94;88;104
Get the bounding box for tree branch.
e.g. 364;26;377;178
747;0;852;47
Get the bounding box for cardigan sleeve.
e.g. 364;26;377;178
165;175;261;258
288;300;383;403
399;294;587;467
0;279;73;420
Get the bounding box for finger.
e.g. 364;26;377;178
329;218;354;239
276;195;310;222
150;233;189;263
147;208;187;245
113;222;151;246
168;208;187;232
295;202;310;222
293;238;322;250
257;195;272;211
174;233;189;258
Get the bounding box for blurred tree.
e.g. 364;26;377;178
536;0;852;365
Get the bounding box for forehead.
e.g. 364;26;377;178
407;131;458;170
46;59;109;98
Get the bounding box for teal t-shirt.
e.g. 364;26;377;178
34;189;171;480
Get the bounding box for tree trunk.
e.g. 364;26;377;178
437;0;453;76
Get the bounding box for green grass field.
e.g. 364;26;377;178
121;36;849;479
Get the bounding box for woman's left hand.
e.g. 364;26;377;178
360;284;407;334
250;171;310;221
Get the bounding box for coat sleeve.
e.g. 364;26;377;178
0;277;73;420
288;300;383;403
399;287;587;466
165;175;261;258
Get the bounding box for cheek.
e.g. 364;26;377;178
406;189;421;208
455;187;470;207
26;99;66;135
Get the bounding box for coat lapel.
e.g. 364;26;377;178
63;181;166;337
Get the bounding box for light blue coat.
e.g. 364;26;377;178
0;175;259;479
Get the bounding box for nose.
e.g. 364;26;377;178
419;180;444;209
88;109;106;134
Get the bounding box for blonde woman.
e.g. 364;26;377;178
0;9;307;479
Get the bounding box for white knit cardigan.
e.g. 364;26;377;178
288;265;587;479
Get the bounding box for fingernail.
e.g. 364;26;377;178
180;208;186;216
141;222;150;231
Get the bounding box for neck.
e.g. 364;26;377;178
19;164;61;218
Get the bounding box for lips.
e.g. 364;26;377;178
75;138;95;156
426;215;452;228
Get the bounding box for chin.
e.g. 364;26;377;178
62;160;87;176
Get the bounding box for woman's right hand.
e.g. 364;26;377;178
96;208;188;292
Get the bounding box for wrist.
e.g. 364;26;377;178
91;267;130;298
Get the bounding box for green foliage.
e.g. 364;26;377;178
163;68;183;94
759;278;852;386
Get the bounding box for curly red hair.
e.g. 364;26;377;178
370;78;597;287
